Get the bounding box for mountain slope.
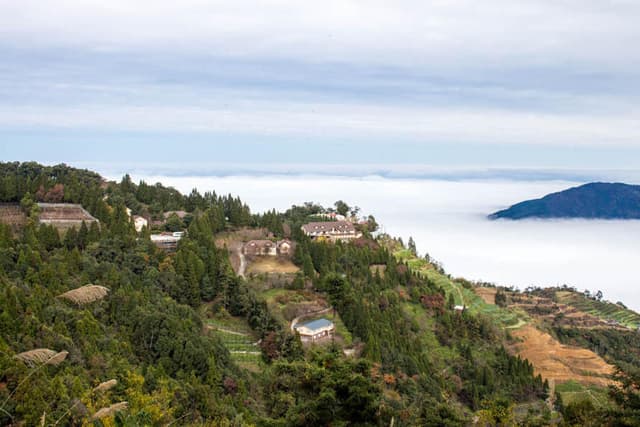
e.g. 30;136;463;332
489;182;640;220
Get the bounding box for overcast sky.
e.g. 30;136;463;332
2;1;640;170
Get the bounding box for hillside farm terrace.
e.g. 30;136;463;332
37;203;99;231
301;221;362;242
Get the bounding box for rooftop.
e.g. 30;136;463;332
295;318;334;332
301;221;355;234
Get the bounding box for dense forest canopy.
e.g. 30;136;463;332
0;162;638;426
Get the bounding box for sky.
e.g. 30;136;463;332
2;1;640;169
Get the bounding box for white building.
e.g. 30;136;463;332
294;318;335;342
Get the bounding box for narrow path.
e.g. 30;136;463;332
290;307;334;332
505;318;528;329
237;248;247;278
230;351;261;355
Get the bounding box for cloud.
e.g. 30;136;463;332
2;1;639;70
1;100;639;146
1;1;640;158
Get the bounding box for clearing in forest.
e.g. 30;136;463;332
508;325;615;388
246;257;299;275
206;316;262;371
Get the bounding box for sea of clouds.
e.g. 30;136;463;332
111;171;640;312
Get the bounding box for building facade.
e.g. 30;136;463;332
301;221;362;242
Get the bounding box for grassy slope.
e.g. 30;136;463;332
393;248;527;328
391;243;617;411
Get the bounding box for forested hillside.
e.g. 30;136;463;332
489;182;640;220
1;162;639;426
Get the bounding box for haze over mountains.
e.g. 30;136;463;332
490;182;640;220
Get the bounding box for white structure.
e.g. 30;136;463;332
150;233;182;250
294;318;335;342
133;215;148;232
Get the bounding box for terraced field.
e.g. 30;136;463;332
555;380;612;410
556;291;640;329
206;317;262;370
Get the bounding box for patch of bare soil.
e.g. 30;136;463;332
475;287;497;305
246;257;300;275
509;325;614;387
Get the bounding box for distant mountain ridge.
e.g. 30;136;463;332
489;182;640;220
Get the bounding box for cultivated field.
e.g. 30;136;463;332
206;315;262;371
509;325;615;387
246;257;299;275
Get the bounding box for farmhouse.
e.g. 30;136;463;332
301;221;362;242
294;318;335;343
243;239;293;256
244;240;276;256
37;203;99;231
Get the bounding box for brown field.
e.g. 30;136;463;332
246;257;299;275
475;287;496;305
0;203;26;230
509;325;615;387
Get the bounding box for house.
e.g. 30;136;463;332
294;318;335;343
454;305;465;312
37;203;99;231
301;221;362;242
133;215;148;232
243;239;293;256
150;232;182;251
243;240;277;256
